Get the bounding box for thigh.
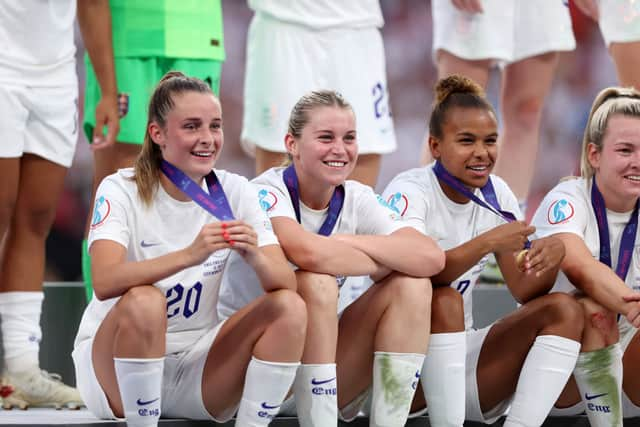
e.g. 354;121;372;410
347;154;380;188
501;52;558;112
14;154;67;224
436;50;492;88
609;41;640;88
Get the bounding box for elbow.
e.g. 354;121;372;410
285;243;321;272
421;246;446;277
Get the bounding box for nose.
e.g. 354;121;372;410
331;139;348;155
472;141;489;157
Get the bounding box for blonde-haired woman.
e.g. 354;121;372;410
532;86;640;426
73;72;306;427
219;89;444;427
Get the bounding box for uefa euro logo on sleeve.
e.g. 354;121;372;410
258;189;278;212
547;199;575;225
90;196;111;229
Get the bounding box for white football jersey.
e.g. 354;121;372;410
75;168;278;354
382;163;522;330
532;177;640;294
218;167;404;318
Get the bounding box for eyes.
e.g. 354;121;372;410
457;135;497;145
317;132;356;143
183;121;222;131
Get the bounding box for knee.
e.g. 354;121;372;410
431;286;465;333
578;296;618;337
15;202;58;236
387;274;432;320
541;293;584;331
262;289;307;343
504;95;545;131
296;271;339;315
116;286;167;336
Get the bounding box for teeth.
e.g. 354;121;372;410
468;166;487;171
325;161;346;167
192;151;213;157
627;176;640;181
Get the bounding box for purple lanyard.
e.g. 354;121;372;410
160;160;235;221
591;176;639;281
432;161;530;248
283;165;345;236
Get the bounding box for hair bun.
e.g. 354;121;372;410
434;74;485;105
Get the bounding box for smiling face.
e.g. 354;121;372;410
588;114;640;211
149;91;223;182
285;105;358;188
429;106;499;190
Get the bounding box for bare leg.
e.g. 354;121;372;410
201;289;306;417
1;155;67;292
495;52;559;201
336;274;431;407
609;41;640;89
255;147;287;175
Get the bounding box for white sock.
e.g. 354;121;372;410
0;292;44;373
503;335;580;427
293;363;337;427
235;357;299;427
114;357;164;427
574;344;623;427
421;332;465;427
370;352;424;427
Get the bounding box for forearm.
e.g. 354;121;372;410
568;262;635;315
431;237;490;285
77;0;117;96
334;231;445;277
93;249;191;300
247;248;296;292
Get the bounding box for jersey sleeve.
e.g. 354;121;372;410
87;176;131;250
531;181;588;240
354;186;406;236
236;180;280;248
381;174;428;233
256;181;297;222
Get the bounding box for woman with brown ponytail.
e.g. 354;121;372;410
72;72;306;427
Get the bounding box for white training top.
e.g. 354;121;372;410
248;0;383;30
532;177;640;294
217;166;404;318
382;163;522;330
0;1;77;86
75;168;278;354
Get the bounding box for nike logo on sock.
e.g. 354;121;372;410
311;377;336;385
137;397;160;406
585;393;608;400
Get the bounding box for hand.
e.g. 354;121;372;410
572;0;599;20
184;221;233;266
623;294;640;327
517;236;565;277
223;220;261;263
483;221;535;254
451;0;483;13
91;95;120;150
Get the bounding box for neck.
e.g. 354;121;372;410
160;173;202;202
296;171;335;210
595;175;637;213
437;179;472;204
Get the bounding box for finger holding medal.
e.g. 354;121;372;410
382;74;584;425
77;72;305;427
517;236;565;277
530;86;640;423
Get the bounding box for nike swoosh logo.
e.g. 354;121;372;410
311;377;336;386
261;402;280;410
140;240;160;248
585;393;608;400
137;397;160;406
415;371;421;378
